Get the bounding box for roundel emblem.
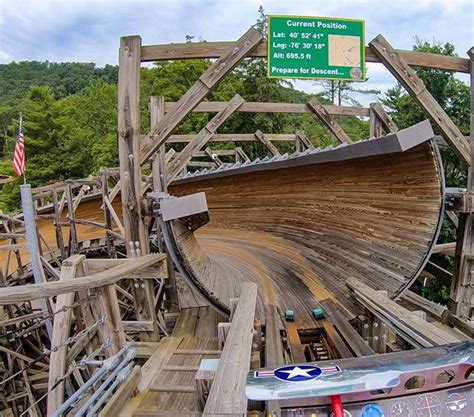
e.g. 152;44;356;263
274;365;322;382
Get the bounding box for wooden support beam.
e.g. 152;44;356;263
51;191;66;261
119;38;159;344
235;147;250;163
118;35;149;256
295;131;314;151
254;130;281;156
449;47;474;318
151;96;178;311
167;94;244;182
369;35;471;165
370;102;398;134
140;28;263;165
307;98;353;144
347;277;461;347
320;299;375;357
204;147;224;167
203;283;257;416
151;96;167;193
164;101;370;117
166;133;296;143
141;42;470;73
0;253;166;304
264;305;284;417
47;255;86;416
65;183;78;255
100;169;116;258
425;261;453;285
433;242;456;255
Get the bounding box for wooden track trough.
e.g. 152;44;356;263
166;121;444;327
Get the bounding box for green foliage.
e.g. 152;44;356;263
382;40;470;304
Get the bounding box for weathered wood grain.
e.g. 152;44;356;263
140;28;263;165
307;98;352;144
141;42;470;73
369;35;471;165
169;139;442;325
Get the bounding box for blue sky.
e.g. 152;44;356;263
0;0;472;105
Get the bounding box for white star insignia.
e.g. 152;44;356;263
280;366;315;379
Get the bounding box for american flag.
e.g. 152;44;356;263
13;118;25;176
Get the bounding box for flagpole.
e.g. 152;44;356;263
19;112;26;184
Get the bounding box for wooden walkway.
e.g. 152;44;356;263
121;307;224;417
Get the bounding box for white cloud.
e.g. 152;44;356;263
0;0;471;99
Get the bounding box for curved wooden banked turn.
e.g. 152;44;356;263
166;121;444;327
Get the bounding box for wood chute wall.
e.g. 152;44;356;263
169;140;443;326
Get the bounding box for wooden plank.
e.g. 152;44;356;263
138;336;184;392
254;130;281;156
167;94;245;182
320;299;375;357
118;35;149;255
65;183;78;254
264;305;284;417
285;321;306;363
99;365;142;417
203;283;257;416
235;147;250;163
141;42;470;73
167;133;296;143
139;28;263;165
165;101;369;117
449;47;474;318
401;290;448;320
347;277;460;347
47;255;86;416
295;131;314;151
128;341;160;358
425;261;452;284
0;253;166;304
307;98;352;144
370;102;398;134
204;147;224;167
433;242;456;255
369;34;470;165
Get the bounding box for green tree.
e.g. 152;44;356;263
382;39;470;303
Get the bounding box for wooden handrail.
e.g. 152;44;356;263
0;253;166;304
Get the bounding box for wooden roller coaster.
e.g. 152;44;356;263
0;26;472;417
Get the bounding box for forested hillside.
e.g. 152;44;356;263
0;57;371;212
0;40;469;222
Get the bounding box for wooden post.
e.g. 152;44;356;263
369;35;470;164
369;105;383;138
65;183;78;255
254;130;281;156
295;131;314;151
118;35;149;256
449;47;474;319
118;36;159;341
370;102;398;134
235;146;250;163
150;96;167;194
204;147;224;167
52;191;66;261
100;169;116;259
47;255;86;416
307;98;353;144
150;96;178;311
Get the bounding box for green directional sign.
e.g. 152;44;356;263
267;15;365;81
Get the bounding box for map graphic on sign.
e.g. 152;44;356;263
267;15;366;81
